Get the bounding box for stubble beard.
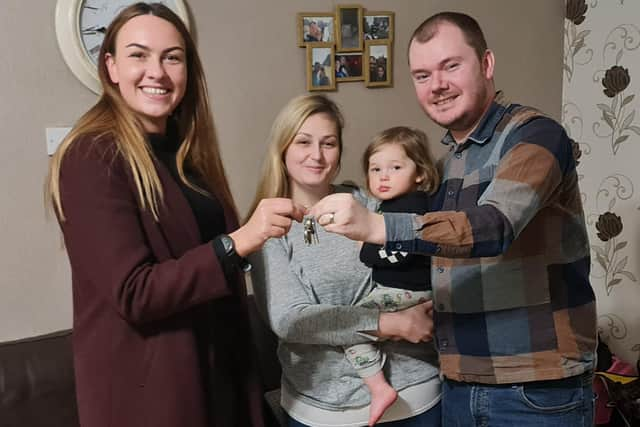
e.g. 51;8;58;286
423;88;490;134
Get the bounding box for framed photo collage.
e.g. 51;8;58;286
297;5;394;91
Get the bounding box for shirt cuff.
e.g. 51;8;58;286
383;213;419;250
355;307;381;342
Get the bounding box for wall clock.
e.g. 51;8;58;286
55;0;190;94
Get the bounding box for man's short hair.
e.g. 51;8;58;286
409;12;488;61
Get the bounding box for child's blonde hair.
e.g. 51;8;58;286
362;126;439;194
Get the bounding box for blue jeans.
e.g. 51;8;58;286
442;372;594;426
285;401;441;427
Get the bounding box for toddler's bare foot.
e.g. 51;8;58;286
365;374;398;426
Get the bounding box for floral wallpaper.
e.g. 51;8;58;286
563;0;640;364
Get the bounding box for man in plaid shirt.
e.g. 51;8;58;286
312;11;597;426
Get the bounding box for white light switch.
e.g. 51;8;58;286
46;127;72;155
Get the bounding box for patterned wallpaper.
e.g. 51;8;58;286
563;0;640;364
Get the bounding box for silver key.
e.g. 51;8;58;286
303;217;319;245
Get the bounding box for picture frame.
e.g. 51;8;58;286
307;43;336;91
363;11;394;42
297;13;336;47
335;52;364;82
336;5;363;52
365;40;392;87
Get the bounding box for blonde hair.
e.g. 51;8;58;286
362;126;440;194
245;94;344;220
46;2;236;221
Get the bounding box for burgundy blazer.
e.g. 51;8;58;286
58;136;265;427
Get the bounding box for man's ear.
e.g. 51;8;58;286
482;49;495;80
105;53;119;84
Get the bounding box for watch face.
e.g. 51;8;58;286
78;0;184;66
221;235;234;254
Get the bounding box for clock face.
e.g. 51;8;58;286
55;0;189;93
79;0;184;66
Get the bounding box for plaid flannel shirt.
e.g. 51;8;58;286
384;92;597;384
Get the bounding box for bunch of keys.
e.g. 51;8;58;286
303;217;319;245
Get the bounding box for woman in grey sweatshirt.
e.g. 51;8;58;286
248;94;441;427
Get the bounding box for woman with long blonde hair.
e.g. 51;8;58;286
249;94;441;427
246;94;344;216
46;3;302;427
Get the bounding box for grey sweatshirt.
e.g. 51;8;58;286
250;186;440;410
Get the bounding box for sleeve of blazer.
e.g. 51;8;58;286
58;137;231;325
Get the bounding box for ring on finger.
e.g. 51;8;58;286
319;212;335;226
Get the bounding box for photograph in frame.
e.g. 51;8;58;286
335;52;363;82
297;13;335;46
363;12;394;41
307;43;336;91
365;41;392;87
336;5;363;52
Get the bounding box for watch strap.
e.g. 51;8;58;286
212;235;251;272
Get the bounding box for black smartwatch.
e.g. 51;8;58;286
212;234;252;272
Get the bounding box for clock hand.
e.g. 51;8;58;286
88;44;101;56
81;26;107;36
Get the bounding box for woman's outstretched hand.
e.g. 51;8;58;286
309;193;386;244
230;198;305;257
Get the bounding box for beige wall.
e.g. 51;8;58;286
0;0;563;341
